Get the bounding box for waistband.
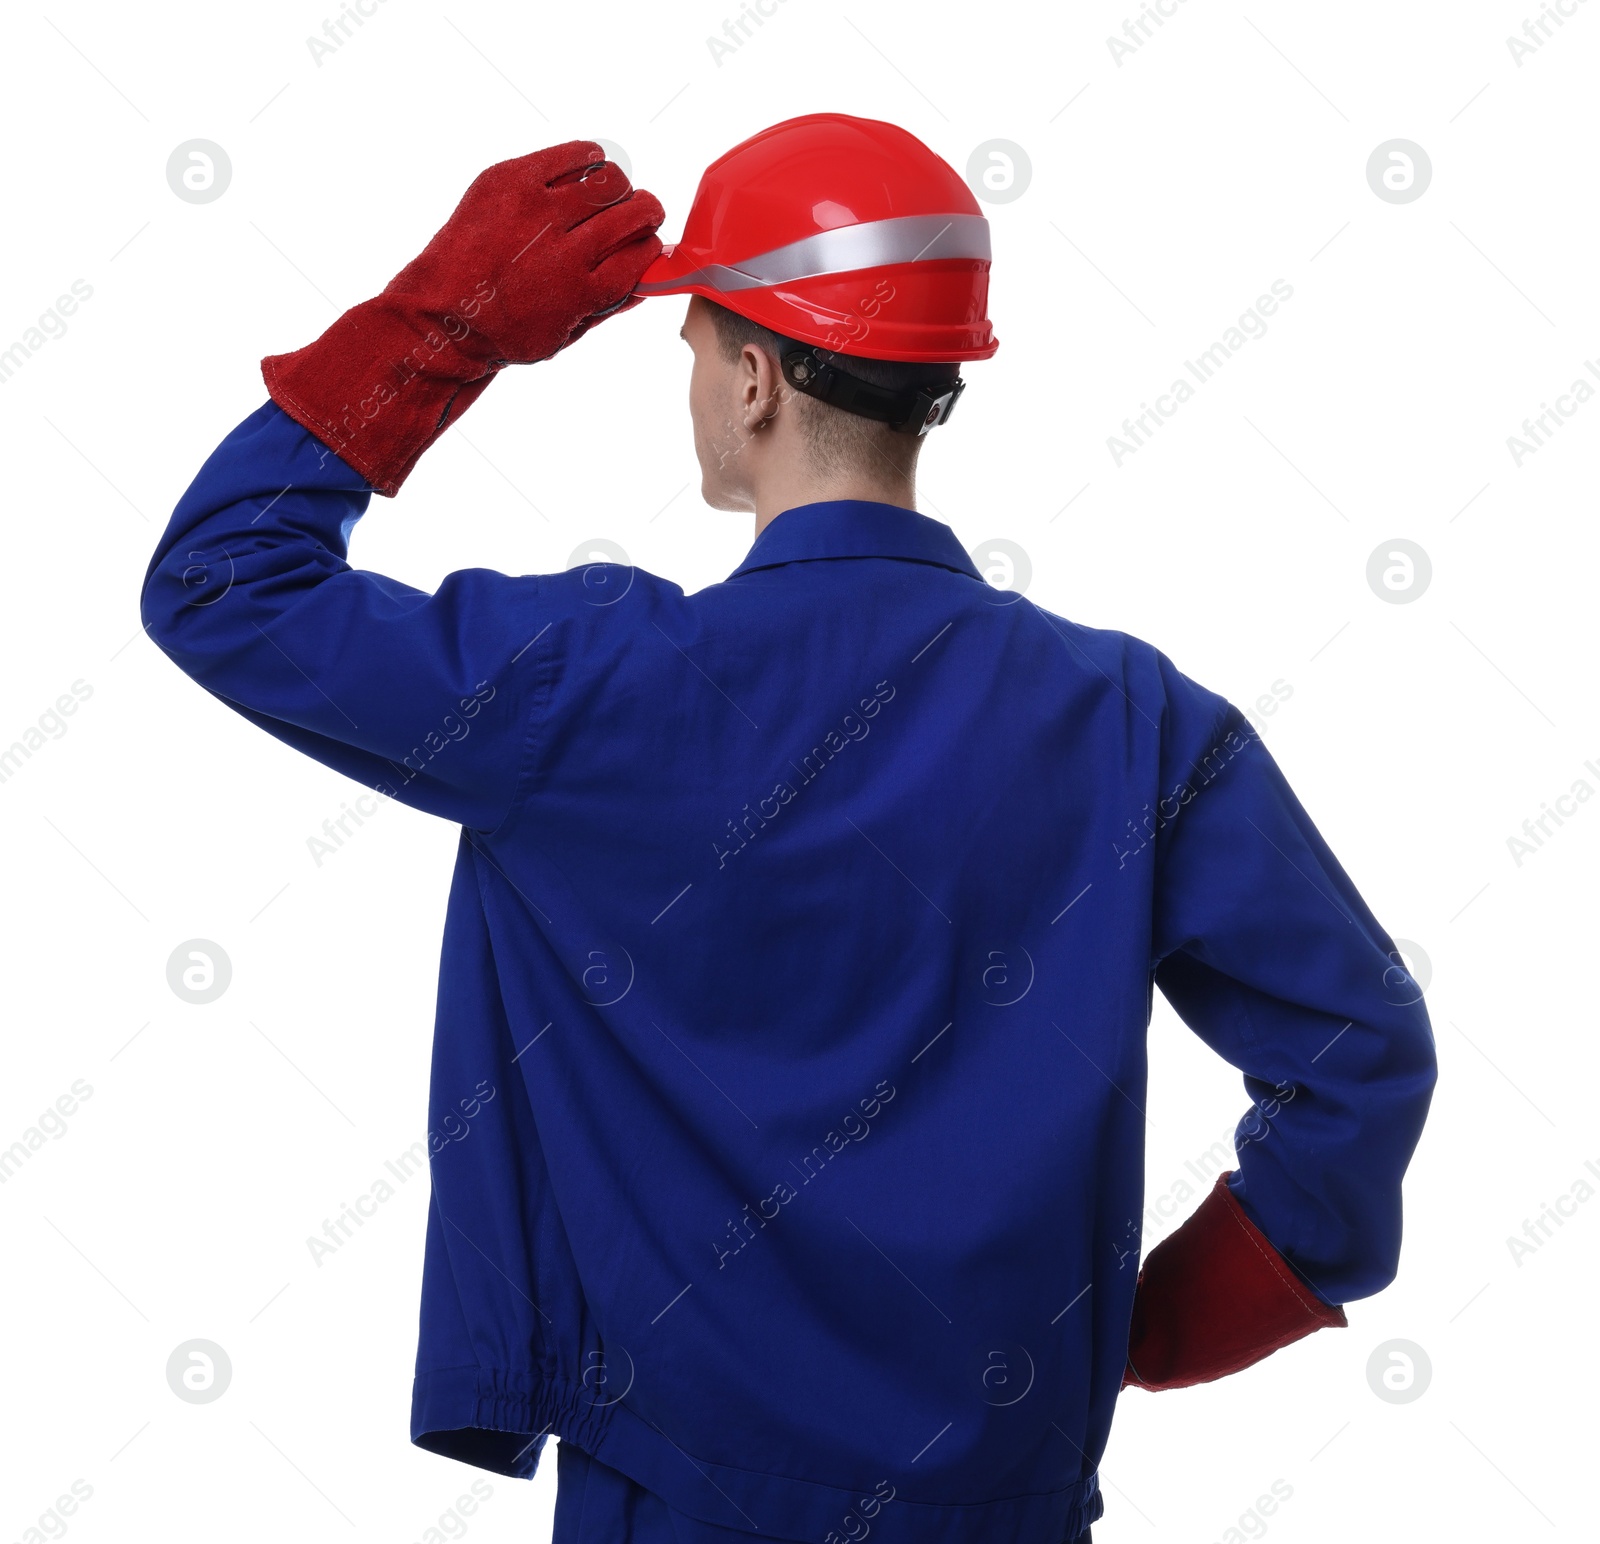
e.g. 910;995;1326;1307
413;1364;1104;1544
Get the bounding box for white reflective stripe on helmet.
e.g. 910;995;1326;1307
635;212;991;294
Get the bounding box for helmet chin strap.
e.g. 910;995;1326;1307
780;348;965;437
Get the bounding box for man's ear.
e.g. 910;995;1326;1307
739;344;784;433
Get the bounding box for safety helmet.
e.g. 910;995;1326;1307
636;113;997;366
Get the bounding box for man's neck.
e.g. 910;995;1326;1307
752;470;918;538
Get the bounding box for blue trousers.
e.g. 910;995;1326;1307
550;1442;1094;1544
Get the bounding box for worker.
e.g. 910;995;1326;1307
140;114;1437;1544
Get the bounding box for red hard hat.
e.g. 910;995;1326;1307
636;113;997;363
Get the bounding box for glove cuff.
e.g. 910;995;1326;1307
1123;1170;1346;1392
261;296;499;497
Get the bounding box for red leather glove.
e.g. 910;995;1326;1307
1123;1171;1346;1391
261;141;664;496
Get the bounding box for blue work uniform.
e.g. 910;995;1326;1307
142;402;1436;1544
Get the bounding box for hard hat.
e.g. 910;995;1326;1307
636;113;997;364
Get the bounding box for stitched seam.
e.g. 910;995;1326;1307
1218;1185;1336;1318
479;572;549;842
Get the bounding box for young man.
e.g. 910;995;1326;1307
141;115;1436;1544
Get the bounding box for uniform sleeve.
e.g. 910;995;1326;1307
140;401;545;832
1148;679;1437;1307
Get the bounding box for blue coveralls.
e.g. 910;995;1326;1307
141;402;1436;1544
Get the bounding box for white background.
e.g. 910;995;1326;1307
1;1;1594;1541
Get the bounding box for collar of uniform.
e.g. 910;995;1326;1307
726;500;983;583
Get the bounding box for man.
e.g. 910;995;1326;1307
141;115;1436;1543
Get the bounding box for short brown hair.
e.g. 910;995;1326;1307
703;301;959;478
